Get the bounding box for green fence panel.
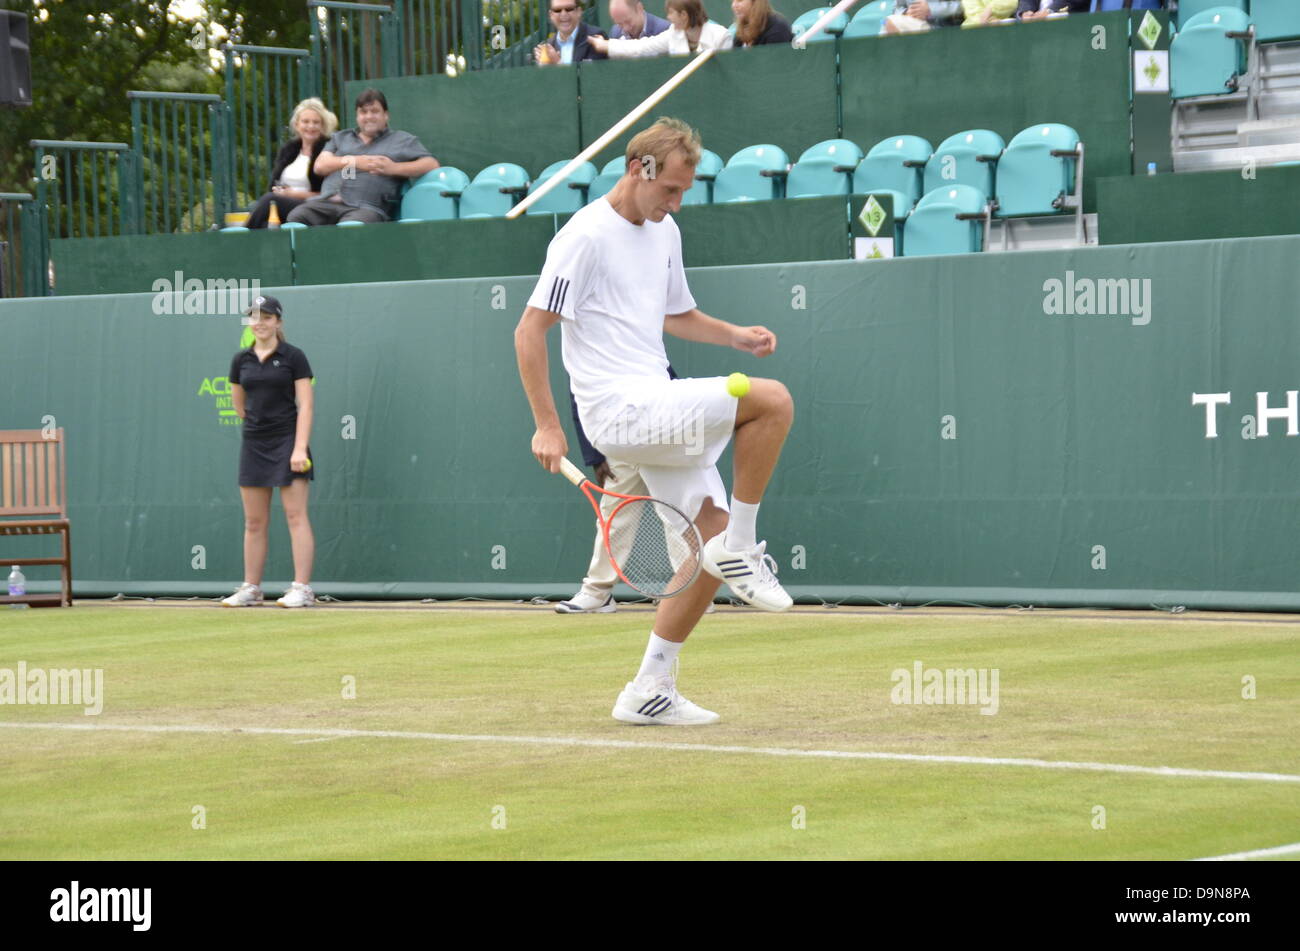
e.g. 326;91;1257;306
291;216;560;284
578;41;838;168
48;229;294;297
841;11;1133;213
1098;166;1300;246
343;66;581;179
675;195;851;266
311;1;401;118
5;234;1300;609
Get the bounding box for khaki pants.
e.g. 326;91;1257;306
577;457;647;598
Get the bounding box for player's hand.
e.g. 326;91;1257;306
531;426;568;474
732;325;777;357
290;450;309;473
593;460;613;487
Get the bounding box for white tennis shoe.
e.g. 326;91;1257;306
554;591;616;614
702;536;793;612
221;583;263;607
612;674;720;726
277;583;315;608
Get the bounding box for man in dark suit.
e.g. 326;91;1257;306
1016;0;1091;18
535;0;609;65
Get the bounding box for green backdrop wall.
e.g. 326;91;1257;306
5;233;1300;610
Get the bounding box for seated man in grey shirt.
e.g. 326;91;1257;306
288;88;439;225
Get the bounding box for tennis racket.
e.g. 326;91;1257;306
558;457;702;599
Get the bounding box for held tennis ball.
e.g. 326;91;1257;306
726;372;751;398
303;459;312;471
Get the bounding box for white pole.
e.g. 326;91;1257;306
791;0;862;50
506;47;719;220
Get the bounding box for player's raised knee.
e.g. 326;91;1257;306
738;378;794;427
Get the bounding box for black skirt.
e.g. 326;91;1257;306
239;429;314;487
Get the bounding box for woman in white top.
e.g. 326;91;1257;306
588;0;734;57
246;98;339;229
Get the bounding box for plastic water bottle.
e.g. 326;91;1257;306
1147;162;1157;176
7;566;29;609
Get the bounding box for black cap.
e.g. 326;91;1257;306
245;295;283;318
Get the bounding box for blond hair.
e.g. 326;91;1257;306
624;117;702;176
289;98;339;138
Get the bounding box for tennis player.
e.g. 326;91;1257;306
515;117;794;725
221;295;317;608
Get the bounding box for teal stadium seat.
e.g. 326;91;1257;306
400;183;459;221
587;156;626;204
1175;0;1247;30
280;221;307;230
459;163;530;219
1250;0;1300;42
786;139;864;198
903;185;989;257
843;1;891;39
527;160;598;215
852;135;933;220
219;226;249;232
337;219;366;227
712;144;790;203
1171;8;1254;99
693;148;723;202
792;8;849;44
400;168;469;221
994;124;1082;218
923;130;1005;199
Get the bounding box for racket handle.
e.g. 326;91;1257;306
557;456;588;487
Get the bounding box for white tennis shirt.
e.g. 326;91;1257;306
528;197;696;438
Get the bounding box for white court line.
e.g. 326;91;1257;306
1192;841;1300;861
2;720;1298;785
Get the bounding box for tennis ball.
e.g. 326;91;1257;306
726;372;751;398
303;459;312;471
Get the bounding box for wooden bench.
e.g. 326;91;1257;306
0;428;72;607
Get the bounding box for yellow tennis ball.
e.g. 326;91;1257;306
726;372;751;398
303;459;312;471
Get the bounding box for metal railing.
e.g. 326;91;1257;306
310;1;402;116
0;193;35;298
129;91;235;234
29;140;138;240
223;44;317;206
478;0;551;70
401;0;468;75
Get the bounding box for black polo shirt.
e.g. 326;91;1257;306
229;342;313;437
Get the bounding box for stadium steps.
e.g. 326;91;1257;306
1173;40;1300;170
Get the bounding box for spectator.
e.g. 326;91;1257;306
883;2;964;34
588;0;734;57
287;89;437;226
1016;0;1090;20
535;0;608;65
246;98;338;229
732;0;794;46
608;0;670;38
960;0;1018;27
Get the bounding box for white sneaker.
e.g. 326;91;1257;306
277;583;315;608
221;583;263;607
612;673;720;726
554;591;616;614
702;535;793;612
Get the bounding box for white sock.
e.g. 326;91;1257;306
725;497;760;550
636;632;682;682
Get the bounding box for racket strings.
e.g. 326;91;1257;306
606;498;701;598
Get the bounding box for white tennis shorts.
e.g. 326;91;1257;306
589;376;737;521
